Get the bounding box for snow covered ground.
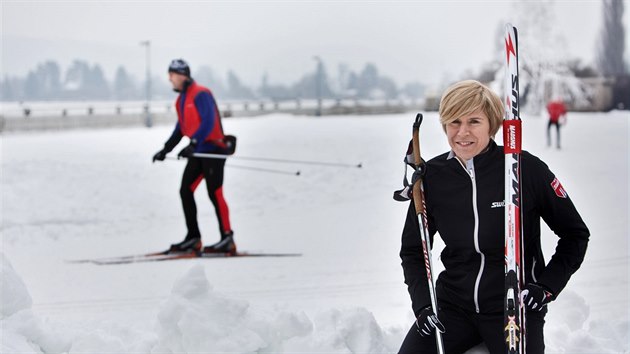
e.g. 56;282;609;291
1;110;628;353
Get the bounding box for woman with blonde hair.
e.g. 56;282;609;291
398;80;589;353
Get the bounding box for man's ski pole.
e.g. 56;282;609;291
164;157;300;176
411;113;445;354
227;163;301;176
190;152;362;168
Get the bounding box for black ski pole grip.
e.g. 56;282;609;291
413;113;423;129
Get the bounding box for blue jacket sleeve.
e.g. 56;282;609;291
191;92;216;145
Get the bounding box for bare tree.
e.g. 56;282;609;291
597;0;627;76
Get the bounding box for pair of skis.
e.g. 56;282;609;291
68;249;301;265
410;24;524;354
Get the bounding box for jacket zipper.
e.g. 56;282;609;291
458;158;484;313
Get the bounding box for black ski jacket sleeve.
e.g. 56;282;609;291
400;199;437;316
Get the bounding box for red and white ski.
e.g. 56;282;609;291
503;24;526;354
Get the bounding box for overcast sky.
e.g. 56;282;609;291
2;1;629;87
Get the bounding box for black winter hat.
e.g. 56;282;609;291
168;59;191;77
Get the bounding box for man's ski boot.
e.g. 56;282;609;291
202;231;236;255
169;237;202;254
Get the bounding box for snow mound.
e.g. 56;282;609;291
153;264;399;353
153;264;265;352
1;253;70;353
1;252;32;318
545;290;629;353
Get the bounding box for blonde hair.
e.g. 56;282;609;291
438;80;504;137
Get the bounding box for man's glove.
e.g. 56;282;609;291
522;283;554;311
415;306;446;337
152;149;167;163
177;139;197;159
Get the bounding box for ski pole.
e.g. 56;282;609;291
411;113;445;354
189;152;362;168
227;163;301;176
164;157;300;176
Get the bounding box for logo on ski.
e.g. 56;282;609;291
550;177;568;198
503;120;522;153
510;75;519;118
505;315;520;350
505;33;516;65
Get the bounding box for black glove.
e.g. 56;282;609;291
415;306;446;337
522;283;554;312
152;149;167;163
177;140;197;159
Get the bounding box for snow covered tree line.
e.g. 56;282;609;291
1;59;425;103
481;0;628;113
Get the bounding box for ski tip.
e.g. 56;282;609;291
505;23;518;34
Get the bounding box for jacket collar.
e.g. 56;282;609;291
182;79;194;93
175;78;194;94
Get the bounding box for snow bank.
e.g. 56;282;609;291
153;264;400;353
545;290;629;353
68;326;156;354
1;252;32;319
153;264;266;352
1;253;70;353
0;252;401;353
154;267;630;354
2;254;626;353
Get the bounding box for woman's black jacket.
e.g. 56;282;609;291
400;141;590;315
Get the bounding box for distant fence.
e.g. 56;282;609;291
0;98;424;132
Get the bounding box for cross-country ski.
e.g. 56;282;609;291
68;250;302;265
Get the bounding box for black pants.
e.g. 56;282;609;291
547;120;561;148
399;301;546;354
180;157;231;239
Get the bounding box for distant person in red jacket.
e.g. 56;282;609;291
152;59;236;255
546;99;567;149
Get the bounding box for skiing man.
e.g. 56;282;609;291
546;98;568;149
398;80;589;353
152;59;236;255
